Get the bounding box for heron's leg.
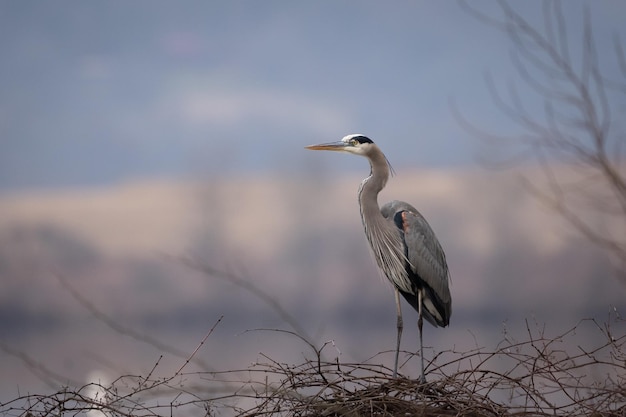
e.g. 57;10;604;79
393;288;403;378
417;290;426;383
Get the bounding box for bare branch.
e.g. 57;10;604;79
0;342;82;390
3;316;624;416
56;274;214;371
457;0;626;278
170;254;314;344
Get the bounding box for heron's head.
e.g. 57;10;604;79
305;134;376;156
306;134;395;177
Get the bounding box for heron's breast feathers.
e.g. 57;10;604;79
362;214;414;294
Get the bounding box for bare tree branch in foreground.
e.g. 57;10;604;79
1;314;624;416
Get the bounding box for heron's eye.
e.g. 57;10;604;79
350;139;358;146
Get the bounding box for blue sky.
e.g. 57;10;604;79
1;1;624;190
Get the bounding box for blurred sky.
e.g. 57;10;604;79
1;1;624;191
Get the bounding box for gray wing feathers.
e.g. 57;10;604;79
402;211;451;305
381;200;451;308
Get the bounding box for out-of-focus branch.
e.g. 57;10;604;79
0;342;81;390
56;274;213;371
170;254;314;345
457;0;626;278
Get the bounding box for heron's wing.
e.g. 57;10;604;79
394;206;452;324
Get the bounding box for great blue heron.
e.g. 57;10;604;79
305;134;451;382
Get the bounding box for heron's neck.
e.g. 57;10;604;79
358;151;390;214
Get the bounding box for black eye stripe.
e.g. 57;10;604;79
352;135;373;144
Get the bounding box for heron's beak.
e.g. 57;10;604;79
305;141;349;151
